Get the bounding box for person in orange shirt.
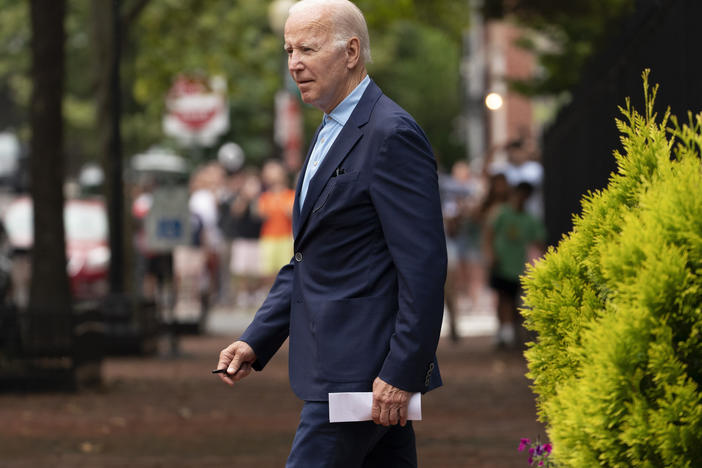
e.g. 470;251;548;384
258;160;295;285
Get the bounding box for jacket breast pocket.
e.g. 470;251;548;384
312;170;359;213
314;295;396;383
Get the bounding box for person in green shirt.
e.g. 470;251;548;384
485;182;545;348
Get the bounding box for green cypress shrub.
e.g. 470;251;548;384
522;70;702;467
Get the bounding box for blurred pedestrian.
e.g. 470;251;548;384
440;161;477;343
257;160;295;290
189;163;225;319
227;168;263;308
491;138;544;220
450;161;485;307
130;176;171;300
484;182;545;348
480;172;510;221
130;178;153;294
217;142;246;306
216;1;446;466
216;170;240;306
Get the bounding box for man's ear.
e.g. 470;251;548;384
345;37;361;69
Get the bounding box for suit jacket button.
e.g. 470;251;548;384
295;252;303;262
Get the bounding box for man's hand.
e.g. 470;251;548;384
371;377;411;427
216;341;256;387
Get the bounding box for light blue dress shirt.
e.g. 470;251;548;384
299;75;371;210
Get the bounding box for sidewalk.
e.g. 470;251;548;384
205;287;499;339
0;297;544;467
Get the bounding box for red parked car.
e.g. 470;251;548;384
2;196;110;303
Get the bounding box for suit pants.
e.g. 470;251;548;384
286;401;417;468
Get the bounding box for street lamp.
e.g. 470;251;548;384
485;92;504;111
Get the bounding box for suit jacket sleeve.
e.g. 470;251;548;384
238;259;293;370
370;123;447;392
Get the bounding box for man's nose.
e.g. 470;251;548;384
288;52;304;72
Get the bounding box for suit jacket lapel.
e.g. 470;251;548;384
293;80;383;241
295;126;362;235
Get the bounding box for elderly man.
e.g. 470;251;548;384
216;0;446;465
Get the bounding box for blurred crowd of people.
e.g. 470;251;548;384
131;157;298;326
127;135;546;348
440;137;545;348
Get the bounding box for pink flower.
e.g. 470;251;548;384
519;438;531;451
519;436;553;467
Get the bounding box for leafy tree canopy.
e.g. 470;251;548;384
484;0;635;96
0;0;469;170
369;20;463;168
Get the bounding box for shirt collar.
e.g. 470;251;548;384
324;75;371;126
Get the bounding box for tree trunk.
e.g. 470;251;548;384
91;0;153;298
28;0;71;314
92;0;127;296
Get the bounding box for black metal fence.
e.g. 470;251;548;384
0;302;104;390
542;0;702;245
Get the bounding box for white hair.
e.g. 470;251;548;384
289;0;372;64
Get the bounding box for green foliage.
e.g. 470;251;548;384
129;0;281;163
0;0;102;166
369;20;463;167
498;0;635;97
522;70;702;466
358;0;469;44
0;0;468;170
0;0;30;133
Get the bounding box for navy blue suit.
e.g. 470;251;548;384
239;80;446;465
241;79;446;399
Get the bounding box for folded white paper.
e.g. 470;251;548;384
328;392;422;423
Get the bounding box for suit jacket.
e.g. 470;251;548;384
239;80;447;401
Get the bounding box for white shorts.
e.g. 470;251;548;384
230;239;261;276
